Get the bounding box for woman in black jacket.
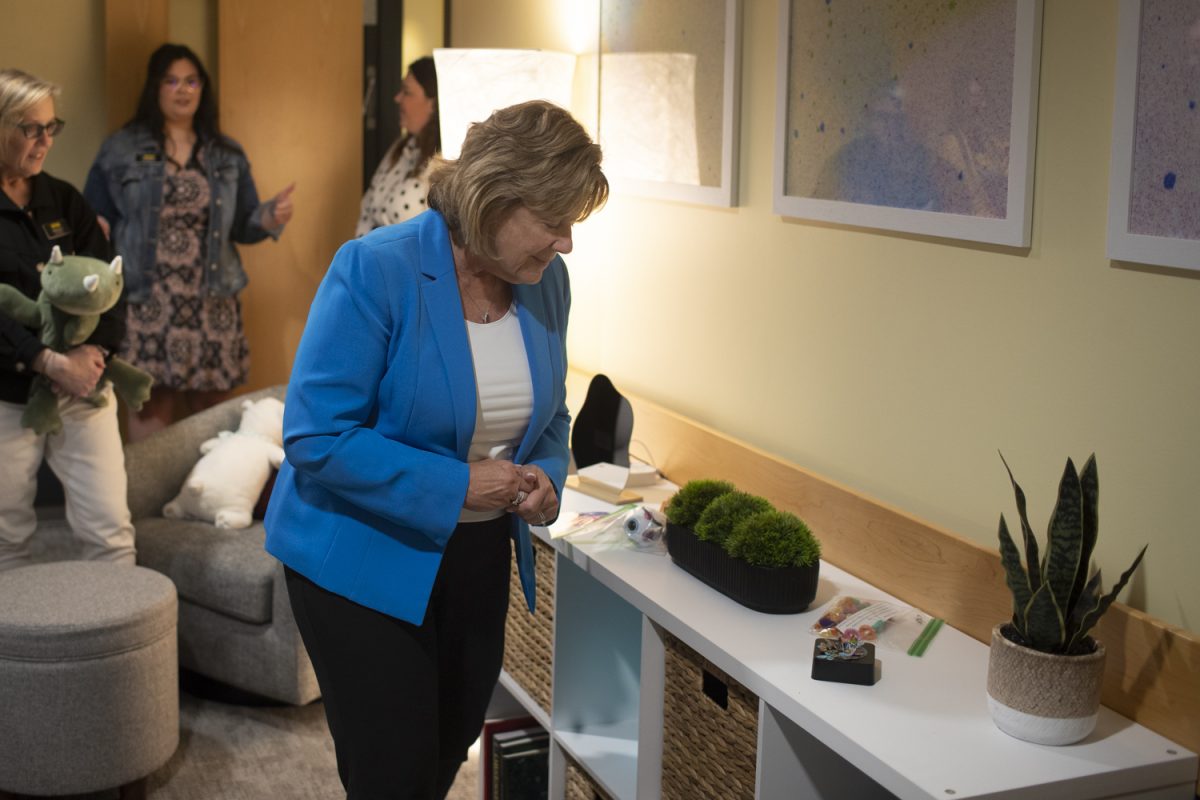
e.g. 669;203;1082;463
0;68;134;571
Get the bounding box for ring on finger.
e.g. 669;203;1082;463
537;511;546;525
512;490;527;507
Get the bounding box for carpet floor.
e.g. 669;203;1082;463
148;691;479;800
2;689;479;799
148;692;346;799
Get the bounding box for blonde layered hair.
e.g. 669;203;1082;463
0;69;60;166
428;100;608;260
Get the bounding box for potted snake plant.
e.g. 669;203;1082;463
987;453;1146;745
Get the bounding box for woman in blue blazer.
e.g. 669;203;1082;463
265;101;607;799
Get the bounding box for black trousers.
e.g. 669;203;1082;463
285;516;512;800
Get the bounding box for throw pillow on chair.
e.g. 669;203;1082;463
163;397;284;529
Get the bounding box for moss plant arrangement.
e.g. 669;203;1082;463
664;479;821;613
662;479;735;528
693;491;773;545
987;453;1147;745
727;510;821;569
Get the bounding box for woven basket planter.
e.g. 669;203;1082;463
503;537;556;715
564;753;612;800
665;523;819;614
660;630;758;800
986;623;1106;745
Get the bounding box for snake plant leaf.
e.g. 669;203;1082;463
998;514;1032;629
1070;544;1148;652
1070;454;1100;614
1023;582;1066;651
1065;567;1103;644
1000;452;1042;595
1044;458;1085;624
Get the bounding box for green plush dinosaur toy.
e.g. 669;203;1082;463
0;245;153;435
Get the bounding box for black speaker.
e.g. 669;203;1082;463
571;374;633;469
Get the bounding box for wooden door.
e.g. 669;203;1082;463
105;0;169;132
219;0;362;391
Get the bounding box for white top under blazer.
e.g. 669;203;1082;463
459;304;533;522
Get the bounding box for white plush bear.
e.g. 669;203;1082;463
163;397;286;529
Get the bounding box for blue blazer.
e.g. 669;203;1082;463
264;211;571;624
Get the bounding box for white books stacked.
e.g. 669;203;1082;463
568;461;659;504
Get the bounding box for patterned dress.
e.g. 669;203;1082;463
123;158;249;391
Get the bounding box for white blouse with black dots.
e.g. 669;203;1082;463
355;137;432;236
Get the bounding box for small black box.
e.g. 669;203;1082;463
811;641;881;685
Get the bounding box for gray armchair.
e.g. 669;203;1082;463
124;385;319;705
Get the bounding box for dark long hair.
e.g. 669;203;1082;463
126;43;236;153
386;56;440;177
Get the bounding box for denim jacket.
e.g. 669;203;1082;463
83;125;282;304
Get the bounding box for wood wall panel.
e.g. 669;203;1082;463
105;0;169;132
218;0;362;391
565;369;1200;782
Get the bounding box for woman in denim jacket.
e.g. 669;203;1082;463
84;43;294;440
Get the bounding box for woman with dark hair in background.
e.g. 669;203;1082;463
356;55;439;235
85;43;295;440
0;68;134;570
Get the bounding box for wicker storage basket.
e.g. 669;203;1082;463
564;753;613;800
502;536;556;714
661;630;758;800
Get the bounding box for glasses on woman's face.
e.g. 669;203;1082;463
15;118;66;140
162;75;203;92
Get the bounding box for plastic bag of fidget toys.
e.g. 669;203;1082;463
553;505;666;554
809;595;928;651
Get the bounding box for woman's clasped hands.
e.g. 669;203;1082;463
465;459;559;526
37;344;107;398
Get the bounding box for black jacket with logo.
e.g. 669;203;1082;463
0;171;121;405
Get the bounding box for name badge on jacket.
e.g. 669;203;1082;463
137;151;162;162
42;219;71;240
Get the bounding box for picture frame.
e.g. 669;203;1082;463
597;0;742;207
434;48;577;160
1106;0;1200;272
772;0;1044;247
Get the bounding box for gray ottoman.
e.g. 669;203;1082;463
0;562;179;797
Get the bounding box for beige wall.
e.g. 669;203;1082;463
169;0;217;69
3;0;356;394
403;0;445;67
0;0;213;189
7;2;1196;633
451;0;1200;634
1;0;107;188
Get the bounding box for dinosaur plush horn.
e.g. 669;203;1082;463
50;245;64;264
83;274;100;293
109;255;123;275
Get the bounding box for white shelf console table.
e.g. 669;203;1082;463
486;486;1197;800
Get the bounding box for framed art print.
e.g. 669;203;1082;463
598;0;742;207
1107;0;1200;271
773;0;1043;246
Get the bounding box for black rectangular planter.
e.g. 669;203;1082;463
665;523;819;614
